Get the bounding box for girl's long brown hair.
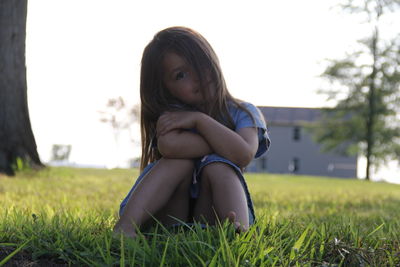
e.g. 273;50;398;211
139;26;255;170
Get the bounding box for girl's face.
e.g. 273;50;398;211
162;52;205;108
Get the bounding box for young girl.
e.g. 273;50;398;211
114;26;270;238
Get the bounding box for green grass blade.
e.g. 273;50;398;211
367;223;384;237
290;224;310;260
208;247;221;267
159;237;169;267
72;252;99;267
0;244;17;247
120;234;125;267
191;252;207;267
95;240;107;263
0;239;31;267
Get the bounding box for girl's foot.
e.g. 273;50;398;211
113;221;137;239
227;211;248;232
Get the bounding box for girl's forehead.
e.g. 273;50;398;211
162;52;189;71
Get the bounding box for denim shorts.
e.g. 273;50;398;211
119;154;255;224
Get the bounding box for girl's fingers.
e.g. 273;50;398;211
157;114;171;135
157;117;177;136
157;111;195;136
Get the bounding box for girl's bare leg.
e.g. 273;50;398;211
192;162;249;230
150;170;192;226
114;158;193;238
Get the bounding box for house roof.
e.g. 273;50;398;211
258;106;322;125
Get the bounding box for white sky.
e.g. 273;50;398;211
25;0;400;183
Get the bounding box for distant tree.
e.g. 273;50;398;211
51;145;72;162
314;0;400;180
98;97;140;144
0;0;43;176
99;97;140;167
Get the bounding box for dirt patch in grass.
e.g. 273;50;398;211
0;248;68;267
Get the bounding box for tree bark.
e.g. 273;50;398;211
0;0;43;176
365;25;379;181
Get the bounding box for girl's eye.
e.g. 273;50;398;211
175;71;188;80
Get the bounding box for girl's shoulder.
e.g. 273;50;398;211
228;101;265;128
229;100;259;113
229;101;270;158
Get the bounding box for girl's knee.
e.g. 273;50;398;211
160;158;194;173
201;162;238;186
168;158;194;185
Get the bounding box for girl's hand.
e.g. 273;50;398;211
156;111;201;137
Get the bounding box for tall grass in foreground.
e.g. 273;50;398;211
0;167;399;266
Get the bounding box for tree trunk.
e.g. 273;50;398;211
0;0;43;176
365;26;379;181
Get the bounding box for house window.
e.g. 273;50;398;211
260;157;267;171
289;157;300;173
293;126;301;141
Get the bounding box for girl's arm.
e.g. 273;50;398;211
157;130;213;159
157;111;259;167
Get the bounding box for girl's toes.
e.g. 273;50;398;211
227;211;248;233
227;211;237;223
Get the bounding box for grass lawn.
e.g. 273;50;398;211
0;167;399;266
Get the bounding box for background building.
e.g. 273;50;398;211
247;107;357;178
